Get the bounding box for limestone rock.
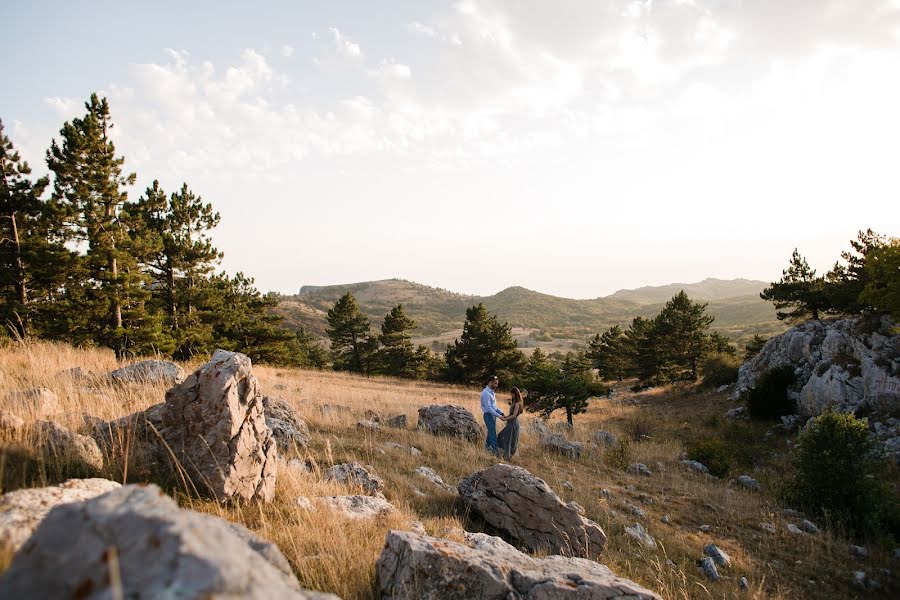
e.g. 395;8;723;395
414;466;455;493
91;402;165;455
629;462;652;476
699;557;720;581
160;350;277;503
0;409;25;431
733;316;900;416
4;388;60;418
109;359;185;385
376;530;662;600
35;420;103;470
417;405;481;441
539;431;583;459
326;462;384;496
624;522;657;548
0;478;121;554
725;405;748;420
0;484;334;599
457;463;607;558
593;430;617;446
704;543;731;567
357;419;380;431
321;495;396;519
737;474;760;491
384;414;407;428
799;519;820;534
262;396;310;451
682;459;710;474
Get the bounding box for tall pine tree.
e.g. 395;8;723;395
445;303;525;385
586;325;628;381
377;304;423;378
326;292;377;374
761;249;828;322
653;291;715;381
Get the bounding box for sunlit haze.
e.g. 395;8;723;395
3;0;899;298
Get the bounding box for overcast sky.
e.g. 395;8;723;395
3;1;899;298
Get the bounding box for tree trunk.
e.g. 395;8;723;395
167;258;178;331
566;405;573;427
9;211;28;337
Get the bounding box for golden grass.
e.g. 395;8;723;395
0;339;897;598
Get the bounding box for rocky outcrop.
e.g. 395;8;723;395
539;431;584;459
417;405;481;441
109;359;185;385
262;396;310;451
35;420;103;470
0;478;120;554
734;316;900;416
0;484;335;599
321;495;396;519
326;462;384;497
376;530;661;599
160;349;277;502
457;464;607;558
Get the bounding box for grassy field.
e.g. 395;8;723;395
1;340;896;599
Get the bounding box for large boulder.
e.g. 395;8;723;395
457;464;607;558
377;530;661;599
160;350;277;502
734;316;900;416
0;484;336;599
109;359;185;385
262;396;310;451
0;478;120;554
35;420;103;470
417;405;481;441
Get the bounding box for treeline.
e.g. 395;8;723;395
0;95;324;366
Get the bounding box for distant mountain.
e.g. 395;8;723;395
274;277;782;346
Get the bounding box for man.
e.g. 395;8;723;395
480;375;505;454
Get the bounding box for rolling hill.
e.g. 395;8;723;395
273;277;784;347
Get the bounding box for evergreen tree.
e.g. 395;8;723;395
0;118;68;338
46;94;159;358
709;331;737;356
445;303;525;384
326;292;377;374
294;327;330;369
128;180;222;358
622;316;659;384
743;334;768;360
826;229;892;314
586;325;628;381
859;238;900;319
524;348;606;427
761;249;828;322
377;304;420;377
654;291;715;381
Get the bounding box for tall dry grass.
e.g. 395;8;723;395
0;339;897;598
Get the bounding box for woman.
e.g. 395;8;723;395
496;387;524;459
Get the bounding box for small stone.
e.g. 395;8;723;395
703;543;731;567
850;545;868;558
853;571;867;588
681;460;709;474
407;520;427;535
760;523;776;534
593;430;616;446
739;576;749;590
295;496;313;511
628;463;652;476
624;522;657;548
736;475;760;491
357;419;380;431
601;489;612;499
699;525;711;533
626;503;646;519
385;414;407;428
567;501;586;516
414;466;454;493
562;480;574;491
783;508;804;518
661;514;670;524
787;524;804;535
699;557;720;581
409;446;422;456
326;463;384;497
320;495;396;519
799;519;819;534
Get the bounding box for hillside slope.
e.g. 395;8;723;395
275;278;783;345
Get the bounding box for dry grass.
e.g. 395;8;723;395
0;339;897;598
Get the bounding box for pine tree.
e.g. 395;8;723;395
0;118;62;338
524;348;605;426
377;304;420;377
709;331;736;356
45;94;159;358
445;303;525;384
826;229;892;314
859;238;900;319
586;325;628;381
761;249;828;322
326;292;377;374
622;316;659;384
743;334;768;360
654;291;715;381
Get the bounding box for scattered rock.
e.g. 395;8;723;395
457;463;606;558
850;545;868;558
593;430;617;446
109;359;185;385
319;404;351;415
414;466;455;493
562;480;574;490
383;442;421;456
407;520;427;535
295;496;314;511
0;484;334;599
626;503;646;519
539;431;584;459
356;419;380;431
35;420;103;470
704;543;731;567
736;475;760;491
417;405;481;441
699;525;712;533
783;508;805;518
326;462;384;496
262;396;310;451
699;557;721;582
4;388;60;417
0;478;121;554
286;458;315;475
0;409;25;431
662;514;670;525
725;406;748;420
799;519;820;534
787;524;804;535
781;414;803;431
363;410;382;422
739;576;749;590
628;463;652;476
760;523;776;534
601;488;612;499
853;570;867;588
568;501;586;516
681;459;709;474
321;495;396;519
384;414;407;428
376;530;662;600
160;349;277;503
624;522;657;548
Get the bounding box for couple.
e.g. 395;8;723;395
481;375;524;459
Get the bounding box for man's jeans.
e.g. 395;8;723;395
484;413;498;454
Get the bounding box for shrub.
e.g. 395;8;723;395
781;411;899;538
686;437;734;477
746;364;796;420
606;438;631;471
700;352;742;388
623;415;653;442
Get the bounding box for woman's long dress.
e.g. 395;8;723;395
496;404;521;458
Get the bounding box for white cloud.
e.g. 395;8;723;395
329;27;362;59
408;21;436;38
281;44;294;58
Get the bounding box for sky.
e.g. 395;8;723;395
3;0;899;298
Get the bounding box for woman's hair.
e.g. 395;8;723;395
510;387;525;411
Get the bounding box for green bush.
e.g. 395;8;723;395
686;437;734;477
701;352;742;388
746;364;796;420
781;411;899;538
606;438;631;471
